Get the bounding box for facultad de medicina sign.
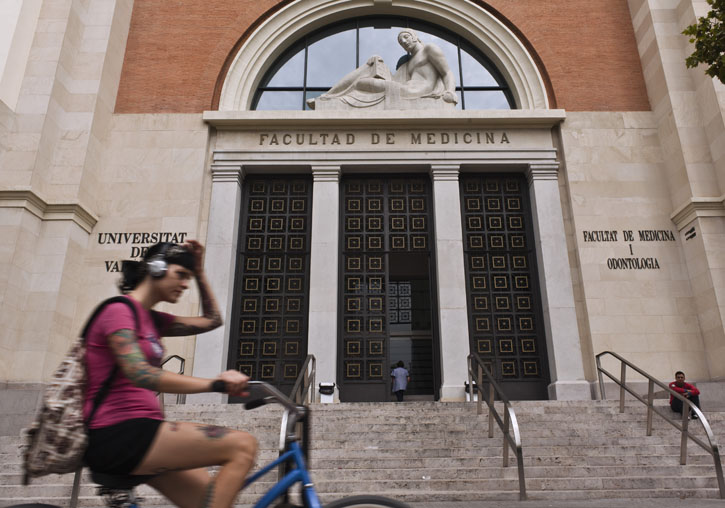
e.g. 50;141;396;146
256;130;511;147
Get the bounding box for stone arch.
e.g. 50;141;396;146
217;0;550;111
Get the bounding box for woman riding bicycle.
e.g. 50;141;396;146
83;240;257;508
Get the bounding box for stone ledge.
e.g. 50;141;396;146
0;189;98;233
670;195;725;231
203;109;567;129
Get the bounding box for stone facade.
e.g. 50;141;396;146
1;0;723;425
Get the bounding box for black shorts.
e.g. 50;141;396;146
85;418;163;475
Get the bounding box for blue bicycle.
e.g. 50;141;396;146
14;381;410;508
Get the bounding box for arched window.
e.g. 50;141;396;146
252;16;514;111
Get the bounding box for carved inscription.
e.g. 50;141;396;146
257;130;511;147
581;228;676;270
98;231;188;272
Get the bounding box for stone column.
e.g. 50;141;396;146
527;163;590;399
430;165;469;401
189;164;243;403
307;166;341;401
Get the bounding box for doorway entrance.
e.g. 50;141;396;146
338;176;440;402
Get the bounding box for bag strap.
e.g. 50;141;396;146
82;296;141;427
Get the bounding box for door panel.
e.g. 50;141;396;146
460;174;551;400
228;176;312;398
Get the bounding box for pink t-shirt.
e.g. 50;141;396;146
83;296;175;429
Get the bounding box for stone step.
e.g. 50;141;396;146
3;401;723;505
2;474;720;498
6;463;718;487
2;444;718;468
2;485;721;508
1;451;718;481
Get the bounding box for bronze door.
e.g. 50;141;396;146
229;176;312;397
460;174;550;400
339;176;439;402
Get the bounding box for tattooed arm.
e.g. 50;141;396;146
107;329;212;393
107;329;248;395
164;240;223;337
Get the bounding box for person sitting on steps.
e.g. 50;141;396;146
669;370;701;419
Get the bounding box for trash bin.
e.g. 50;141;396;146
319;382;335;403
464;380;478;402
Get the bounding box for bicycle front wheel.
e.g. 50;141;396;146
324;495;411;508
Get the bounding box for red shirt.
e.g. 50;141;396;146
668;381;700;404
83;296;174;429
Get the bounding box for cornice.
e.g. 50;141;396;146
0;190;98;233
203;109;566;129
670;196;725;230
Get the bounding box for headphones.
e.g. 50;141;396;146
146;243;172;279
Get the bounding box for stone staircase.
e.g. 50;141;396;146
1;399;724;506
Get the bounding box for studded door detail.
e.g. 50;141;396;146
340;178;431;387
460;174;549;398
232;177;311;389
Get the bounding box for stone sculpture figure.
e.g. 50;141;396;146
307;29;458;111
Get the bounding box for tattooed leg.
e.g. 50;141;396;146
201;478;216;508
199;425;230;440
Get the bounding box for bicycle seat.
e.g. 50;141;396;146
90;471;154;489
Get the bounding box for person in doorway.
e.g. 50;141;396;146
669;371;701;419
391;361;411;402
83;240;258;508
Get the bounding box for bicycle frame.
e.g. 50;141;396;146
244;440;321;508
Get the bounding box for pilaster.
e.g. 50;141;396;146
430;164;469;401
189;164;244;403
527;163;590;400
308;165;341;401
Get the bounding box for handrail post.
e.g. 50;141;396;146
503;404;510;467
715;449;725;499
596;355;605;399
488;382;495;439
477;364;483;416
619;362;626;413
681;409;689;465
69;467;82;508
516;450;527;501
467;355;481;415
310;359;316;404
646;379;654;436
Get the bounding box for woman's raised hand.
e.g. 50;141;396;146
183;239;205;275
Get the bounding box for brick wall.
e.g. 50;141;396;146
114;0;650;113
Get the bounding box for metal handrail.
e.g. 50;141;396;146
160;354;186;405
278;356;314;503
596;350;724;498
467;352;526;500
289;355;316;406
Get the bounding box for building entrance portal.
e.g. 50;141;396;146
339;176;440;402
